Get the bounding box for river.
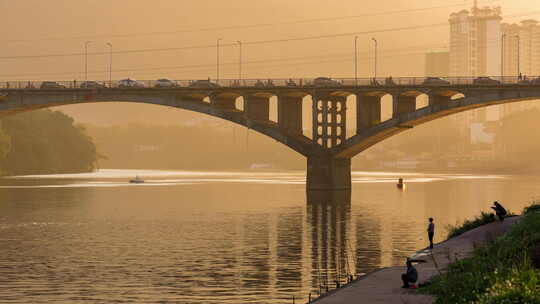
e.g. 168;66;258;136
0;169;538;303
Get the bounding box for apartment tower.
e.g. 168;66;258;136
449;1;502;77
502;20;540;77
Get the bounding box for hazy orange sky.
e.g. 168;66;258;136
1;0;535;82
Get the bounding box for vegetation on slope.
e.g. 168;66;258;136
423;203;540;304
0;110;98;175
446;211;497;239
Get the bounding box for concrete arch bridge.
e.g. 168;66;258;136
1;76;539;191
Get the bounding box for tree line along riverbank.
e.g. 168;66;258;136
0;110;98;176
422;203;540;303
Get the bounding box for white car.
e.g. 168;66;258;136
312;77;341;87
118;78;145;88
189;80;220;88
155;78;177;88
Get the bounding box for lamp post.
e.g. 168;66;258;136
237;40;242;81
217;38;222;84
501;34;505;78
515;35;521;77
371;37;378;80
354;36;358;86
84;41;93;82
106;43;112;87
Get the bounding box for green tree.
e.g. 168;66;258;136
0;110;98;175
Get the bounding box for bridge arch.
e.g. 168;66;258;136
335;91;540;158
0;90;317;156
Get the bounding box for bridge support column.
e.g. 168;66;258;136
307;155;351;190
357;94;381;132
396;95;417;115
429;94;451;109
278;95;303;135
211;95;237;110
313;95;347;147
245;95;269;121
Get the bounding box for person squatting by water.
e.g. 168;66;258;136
427;218;435;249
401;259;418;288
491;201;507;222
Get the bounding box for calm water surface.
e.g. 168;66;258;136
0;169;539;303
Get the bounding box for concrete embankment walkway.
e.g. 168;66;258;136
313;216;521;304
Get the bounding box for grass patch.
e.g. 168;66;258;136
524;202;540;215
446;211;496;239
422;204;540;304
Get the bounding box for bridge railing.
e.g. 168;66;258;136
0;76;536;90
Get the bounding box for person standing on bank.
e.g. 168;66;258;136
427;218;435;249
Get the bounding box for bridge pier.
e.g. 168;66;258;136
307;155;351;190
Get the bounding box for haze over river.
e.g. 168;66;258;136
0;169;538;303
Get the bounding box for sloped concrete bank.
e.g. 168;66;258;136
312;216;521;304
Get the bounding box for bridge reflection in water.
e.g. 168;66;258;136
2;76;540;192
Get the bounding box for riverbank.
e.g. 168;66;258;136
313;216;522;304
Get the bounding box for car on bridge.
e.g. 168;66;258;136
118;78;145;88
473;77;500;85
154;78;178;88
40;81;66;89
189;80;220;88
422;77;450;86
253;79;275;88
286;79;298;87
80;81;105;89
312;77;341;87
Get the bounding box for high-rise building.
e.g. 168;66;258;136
500;20;540;115
425;51;450;77
502;20;540;77
449;3;502;77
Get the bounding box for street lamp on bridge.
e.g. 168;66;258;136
217;38;222;84
354;36;359;86
371;37;378;81
501;33;505;78
84;41;93;82
237;40;242;81
106;43;112;87
515;35;521;78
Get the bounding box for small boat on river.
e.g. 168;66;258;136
397;178;405;189
130;176;145;184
